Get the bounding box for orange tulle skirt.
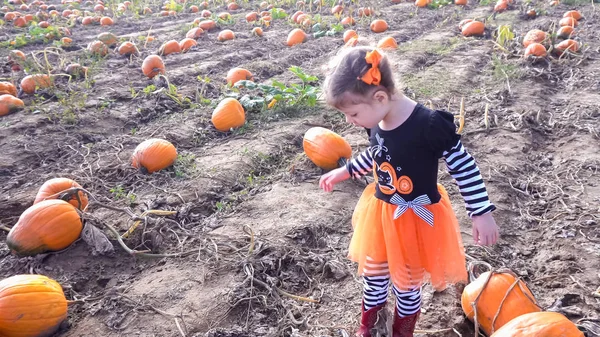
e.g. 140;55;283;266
349;183;468;291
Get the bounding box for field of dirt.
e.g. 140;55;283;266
1;0;599;335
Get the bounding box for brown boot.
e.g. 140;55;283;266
391;309;420;337
356;302;386;337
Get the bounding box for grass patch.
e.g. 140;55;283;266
397;37;462;56
401;70;453;98
491;55;523;81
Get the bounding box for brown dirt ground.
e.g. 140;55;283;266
1;0;599;336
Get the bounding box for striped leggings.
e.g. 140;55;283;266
363;275;421;317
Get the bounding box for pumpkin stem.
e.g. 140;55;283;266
0;225;11;233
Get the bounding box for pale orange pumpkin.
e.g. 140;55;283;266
343;30;358;43
34;177;88;210
461;270;541;336
461;21;485;37
287;28;307;46
303;127;352;170
159;40;182;55
563;10;582;20
0;94;24;116
7;199;83;256
490;312;584;337
199;19;216;30
524;43;547;57
141;55;166;78
458;19;474;30
0;274;68;337
415;0;429;7
340;16;355;26
370;19;388;33
87;40;109;56
131;138;178;174
186;27;204;39
554;39;579;56
20;74;53;95
245;11;258;22
99;16;113;25
377;36;398;49
211;98;245;132
217;29;235;42
226;67;253;86
252;27;263;37
118;41;139;56
556;26;575;39
179;38;197;52
0;82;18;96
523;29;547;47
559;16;578;27
97;32;117;46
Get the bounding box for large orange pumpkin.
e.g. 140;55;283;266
141;55;166;78
287;28;307;46
490;312;584;337
211;98;245;132
226;67;253;86
0;274;68;337
0;94;24;116
0;82;18;96
302;127;352;170
461;21;485;37
20;74;52;95
33;177;88;210
461;270;542;336
7;199;83;256
370;19;388;33
523;29;547;48
131;138;178;174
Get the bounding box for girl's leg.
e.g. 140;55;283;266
391;285;422;337
357;259;390;337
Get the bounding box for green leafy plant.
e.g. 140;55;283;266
427;0;453;9
494;25;515;51
270;7;288;19
233;66;320;112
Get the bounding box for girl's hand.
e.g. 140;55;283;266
319;167;350;192
471;212;499;246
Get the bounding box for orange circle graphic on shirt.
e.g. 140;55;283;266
397;176;413;194
375;162;398;195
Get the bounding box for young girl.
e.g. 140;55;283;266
319;47;500;337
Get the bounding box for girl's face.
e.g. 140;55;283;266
337;91;389;129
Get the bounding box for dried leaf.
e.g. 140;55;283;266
81;222;115;256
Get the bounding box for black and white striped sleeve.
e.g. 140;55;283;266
443;140;496;217
345;147;374;178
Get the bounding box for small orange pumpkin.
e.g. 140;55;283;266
87;40;109;56
554;39;579;55
20;74;52;95
131;138;178;174
99;16;113;25
118;41;139;56
287;28;307;46
179;38;197;52
199;19;216;30
370;19;388;33
34;177;88;210
524;43;547;57
226;67;253;86
343;30;358;43
218;11;232;20
461;270;541;336
246;11;258;22
331;5;343;14
357;7;372;16
142;55;166;78
159;40;182;55
559;16;578;27
0;82;18;96
523;29;547;47
291;10;303;22
97;32;118;46
7;199;83;256
227;2;239;10
303;127;352;170
211;97;245;132
65;63;88;77
556;26;575;39
0;274;68;337
217;29;235;42
562;10;582;20
494;0;508;12
340;16;355;26
490;312;584;337
461;21;485;37
377;36;398;49
252;27;263;37
458;19;474;30
0;94;24;116
186;27;204;39
415;0;429;7
455;0;467;5
200;9;211;17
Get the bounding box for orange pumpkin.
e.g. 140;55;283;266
218;11;232;20
343;30;358;43
20;74;52;95
303;127;352;170
523;29;547;47
99;16;113;25
159;40;181;55
131;138;178;174
200;9;211;17
34;177;88;210
141;55;166;78
554;39;579;55
458;19;474;30
186;27;204;39
415;0;429;7
227;2;239;10
331;4;343;14
7;199;83;256
556;26;575;39
97;32;118;46
461;21;485;37
217;29;235;42
246;11;258;22
455;0;467;5
340;16;355;26
226;67;253;86
252;27;263;37
524;43;547;57
211;97;245;132
0;274;68;337
65;63;88;77
562;10;582;20
199;19;216;30
179;38;197;52
0;82;18;96
189;5;199;12
87;40;109;56
291;10;303;22
559;16;578;27
461;270;541;336
377;36;398;49
490;312;584;337
287;28;307;46
0;94;24;116
357;7;372;16
118;41;139;56
370;19;388;33
494;0;508;12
